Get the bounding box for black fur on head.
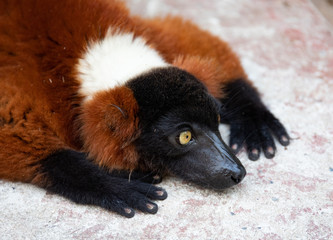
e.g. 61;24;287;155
127;67;246;190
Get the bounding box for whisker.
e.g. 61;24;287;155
220;102;253;119
222;88;244;106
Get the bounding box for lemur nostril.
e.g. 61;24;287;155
230;167;246;184
231;176;241;183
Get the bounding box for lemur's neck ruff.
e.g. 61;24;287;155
77;31;168;101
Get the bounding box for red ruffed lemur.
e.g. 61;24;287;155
0;0;290;217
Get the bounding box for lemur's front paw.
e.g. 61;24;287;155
103;178;168;217
42;150;167;218
220;79;290;160
228;109;290;160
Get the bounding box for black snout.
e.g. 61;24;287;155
203;141;246;190
171;129;246;190
221;141;246;185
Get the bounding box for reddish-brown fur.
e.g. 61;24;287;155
172;56;225;98
0;0;248;184
0;79;67;184
134;16;248;89
79;86;140;171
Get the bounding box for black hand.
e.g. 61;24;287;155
40;150;167;217
219;79;290;160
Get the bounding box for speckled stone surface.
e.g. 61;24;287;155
1;0;332;239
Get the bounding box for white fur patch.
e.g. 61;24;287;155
77;31;168;100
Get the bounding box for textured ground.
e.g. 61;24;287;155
1;0;333;239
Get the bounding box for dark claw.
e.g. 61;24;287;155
152;188;168;200
244;125;261;161
152;175;163;184
279;135;290;146
143;201;158;214
121;207;135;218
230;143;241;154
229;123;245;154
260;124;277;158
248;148;260;161
265;113;290;146
263;146;276;159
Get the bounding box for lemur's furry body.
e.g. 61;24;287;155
0;0;290;217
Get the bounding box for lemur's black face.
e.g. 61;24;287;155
127;67;246;190
136;107;246;190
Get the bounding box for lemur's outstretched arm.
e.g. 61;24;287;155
0;124;166;218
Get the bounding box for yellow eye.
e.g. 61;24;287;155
179;131;192;145
217;114;221;123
